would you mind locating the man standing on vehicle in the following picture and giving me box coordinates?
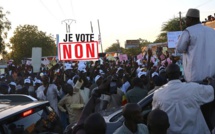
[152,63,214,134]
[176,8,215,82]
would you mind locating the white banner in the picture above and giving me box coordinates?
[167,31,182,48]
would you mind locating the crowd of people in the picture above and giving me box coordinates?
[1,8,215,134]
[0,45,171,123]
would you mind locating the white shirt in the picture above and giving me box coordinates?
[176,24,215,82]
[36,84,60,117]
[113,122,149,134]
[152,80,214,134]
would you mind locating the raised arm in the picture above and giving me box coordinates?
[176,30,190,53]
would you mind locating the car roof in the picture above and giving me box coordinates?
[0,94,38,102]
[104,92,154,122]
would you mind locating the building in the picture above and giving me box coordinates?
[125,40,140,49]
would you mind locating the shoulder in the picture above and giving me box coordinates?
[37,85,44,90]
[186,82,209,88]
[126,89,133,95]
[138,123,148,129]
[153,85,167,99]
[50,84,58,89]
[137,124,149,133]
[190,82,213,92]
[154,85,165,93]
[113,126,124,134]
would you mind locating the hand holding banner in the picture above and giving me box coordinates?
[119,54,128,62]
[137,53,143,60]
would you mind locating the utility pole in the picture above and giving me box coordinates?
[90,21,93,33]
[179,11,182,31]
[61,19,76,33]
[97,19,103,53]
[61,19,76,81]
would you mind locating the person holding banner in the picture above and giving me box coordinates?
[176,8,215,82]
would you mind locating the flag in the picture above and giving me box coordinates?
[122,95,127,106]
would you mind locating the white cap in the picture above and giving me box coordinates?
[95,75,101,83]
[67,79,73,86]
[78,64,86,71]
[0,75,5,79]
[9,82,17,86]
[152,72,159,78]
[79,68,87,73]
[136,59,143,66]
[138,71,147,78]
[116,67,123,73]
[24,79,31,84]
[35,79,42,84]
[99,69,105,74]
[40,72,45,77]
[65,64,72,70]
[16,84,22,90]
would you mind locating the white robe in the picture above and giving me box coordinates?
[152,80,214,134]
[176,24,215,82]
[36,84,60,117]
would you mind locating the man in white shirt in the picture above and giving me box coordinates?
[152,63,214,134]
[36,75,61,118]
[176,8,215,82]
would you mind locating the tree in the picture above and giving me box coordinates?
[105,39,152,57]
[139,39,152,48]
[105,43,125,53]
[123,48,142,56]
[10,25,56,63]
[154,17,186,43]
[0,7,11,55]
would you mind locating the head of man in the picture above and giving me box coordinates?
[41,75,49,85]
[84,113,106,134]
[132,77,144,88]
[185,8,200,27]
[79,70,88,87]
[152,75,165,87]
[34,79,42,89]
[62,83,73,95]
[24,78,31,87]
[166,63,181,80]
[138,72,148,85]
[11,70,18,78]
[147,109,170,134]
[0,83,9,94]
[117,68,124,78]
[123,103,143,124]
[9,82,16,93]
[156,47,163,58]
